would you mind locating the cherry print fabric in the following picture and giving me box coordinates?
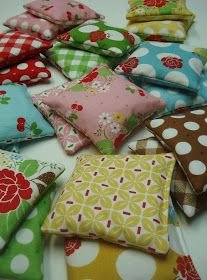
[0,57,51,85]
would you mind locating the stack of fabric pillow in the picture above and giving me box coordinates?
[126,0,195,42]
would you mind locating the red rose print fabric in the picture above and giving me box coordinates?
[64,238,81,256]
[161,56,183,69]
[144,0,168,7]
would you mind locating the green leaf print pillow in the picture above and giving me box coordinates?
[57,20,141,57]
[0,149,64,251]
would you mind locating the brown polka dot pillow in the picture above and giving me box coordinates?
[145,107,207,194]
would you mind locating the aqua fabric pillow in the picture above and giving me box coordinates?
[0,84,54,145]
[115,42,206,93]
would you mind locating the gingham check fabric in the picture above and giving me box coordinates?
[128,137,207,218]
[44,42,122,80]
[0,31,52,69]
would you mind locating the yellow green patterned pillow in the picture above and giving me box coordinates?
[42,154,175,255]
[127,0,195,22]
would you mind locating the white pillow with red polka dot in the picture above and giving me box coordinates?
[0,57,51,85]
[145,107,207,194]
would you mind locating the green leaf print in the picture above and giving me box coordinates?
[96,139,115,154]
[19,160,39,177]
[68,113,78,123]
[0,97,10,105]
[98,67,113,77]
[69,84,84,92]
[125,114,138,132]
[33,128,42,136]
[30,122,37,130]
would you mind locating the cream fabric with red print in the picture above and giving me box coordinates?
[0,31,52,69]
[0,58,51,85]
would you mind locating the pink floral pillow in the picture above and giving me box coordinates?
[4,12,64,41]
[24,0,104,26]
[42,64,165,154]
[32,82,90,155]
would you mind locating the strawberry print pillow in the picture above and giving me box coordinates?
[0,57,51,85]
[24,0,104,26]
[115,42,206,93]
[57,20,141,57]
[0,84,54,145]
[0,31,52,69]
[42,64,165,154]
[0,149,64,251]
[4,12,64,41]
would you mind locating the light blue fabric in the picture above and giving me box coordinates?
[115,42,206,93]
[0,84,54,144]
[0,143,20,153]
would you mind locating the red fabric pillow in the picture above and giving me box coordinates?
[0,31,52,69]
[0,57,51,85]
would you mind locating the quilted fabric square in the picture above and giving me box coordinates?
[0,84,54,145]
[128,137,207,217]
[43,42,124,80]
[126,19,193,42]
[0,57,51,85]
[0,149,65,251]
[126,0,194,22]
[145,107,207,194]
[41,64,165,154]
[32,82,91,155]
[64,201,201,280]
[0,31,52,69]
[139,72,207,118]
[57,20,141,57]
[0,184,55,280]
[115,42,206,93]
[24,0,104,26]
[4,12,63,41]
[42,154,176,254]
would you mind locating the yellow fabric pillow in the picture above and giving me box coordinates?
[127,0,195,22]
[42,154,175,255]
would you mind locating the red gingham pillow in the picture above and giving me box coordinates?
[0,57,51,85]
[0,31,52,69]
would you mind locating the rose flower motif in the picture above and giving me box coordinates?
[64,238,81,256]
[144,0,168,8]
[0,169,32,213]
[123,31,135,45]
[58,32,71,41]
[161,56,183,69]
[89,30,106,42]
[119,57,139,73]
[176,256,201,280]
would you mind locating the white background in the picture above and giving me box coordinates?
[1,0,207,279]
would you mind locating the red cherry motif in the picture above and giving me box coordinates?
[17,117,26,132]
[17,117,26,125]
[114,133,126,148]
[0,90,6,95]
[77,105,83,111]
[71,104,83,111]
[71,104,77,110]
[137,89,145,96]
[78,4,84,9]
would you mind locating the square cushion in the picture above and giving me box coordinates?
[126,19,193,43]
[0,84,54,145]
[0,57,51,85]
[4,12,64,41]
[24,0,104,26]
[0,149,64,251]
[115,42,206,93]
[126,0,194,22]
[0,184,55,280]
[44,42,124,80]
[57,20,141,57]
[32,82,91,155]
[139,72,207,118]
[129,137,207,217]
[0,31,52,69]
[41,64,165,154]
[64,201,200,280]
[145,107,207,194]
[42,153,175,254]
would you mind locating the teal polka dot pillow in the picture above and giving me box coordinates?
[56,20,141,57]
[115,42,207,93]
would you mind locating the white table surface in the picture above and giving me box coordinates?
[1,1,207,279]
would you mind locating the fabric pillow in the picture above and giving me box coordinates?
[43,42,124,80]
[4,12,64,41]
[42,153,175,254]
[0,31,52,69]
[57,20,141,57]
[32,82,91,155]
[126,19,193,42]
[129,138,207,217]
[0,84,54,145]
[126,0,195,22]
[139,73,207,118]
[0,144,20,153]
[0,57,51,85]
[41,64,165,154]
[24,0,104,26]
[0,183,56,280]
[115,42,206,93]
[0,149,64,251]
[64,201,201,280]
[145,107,207,194]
